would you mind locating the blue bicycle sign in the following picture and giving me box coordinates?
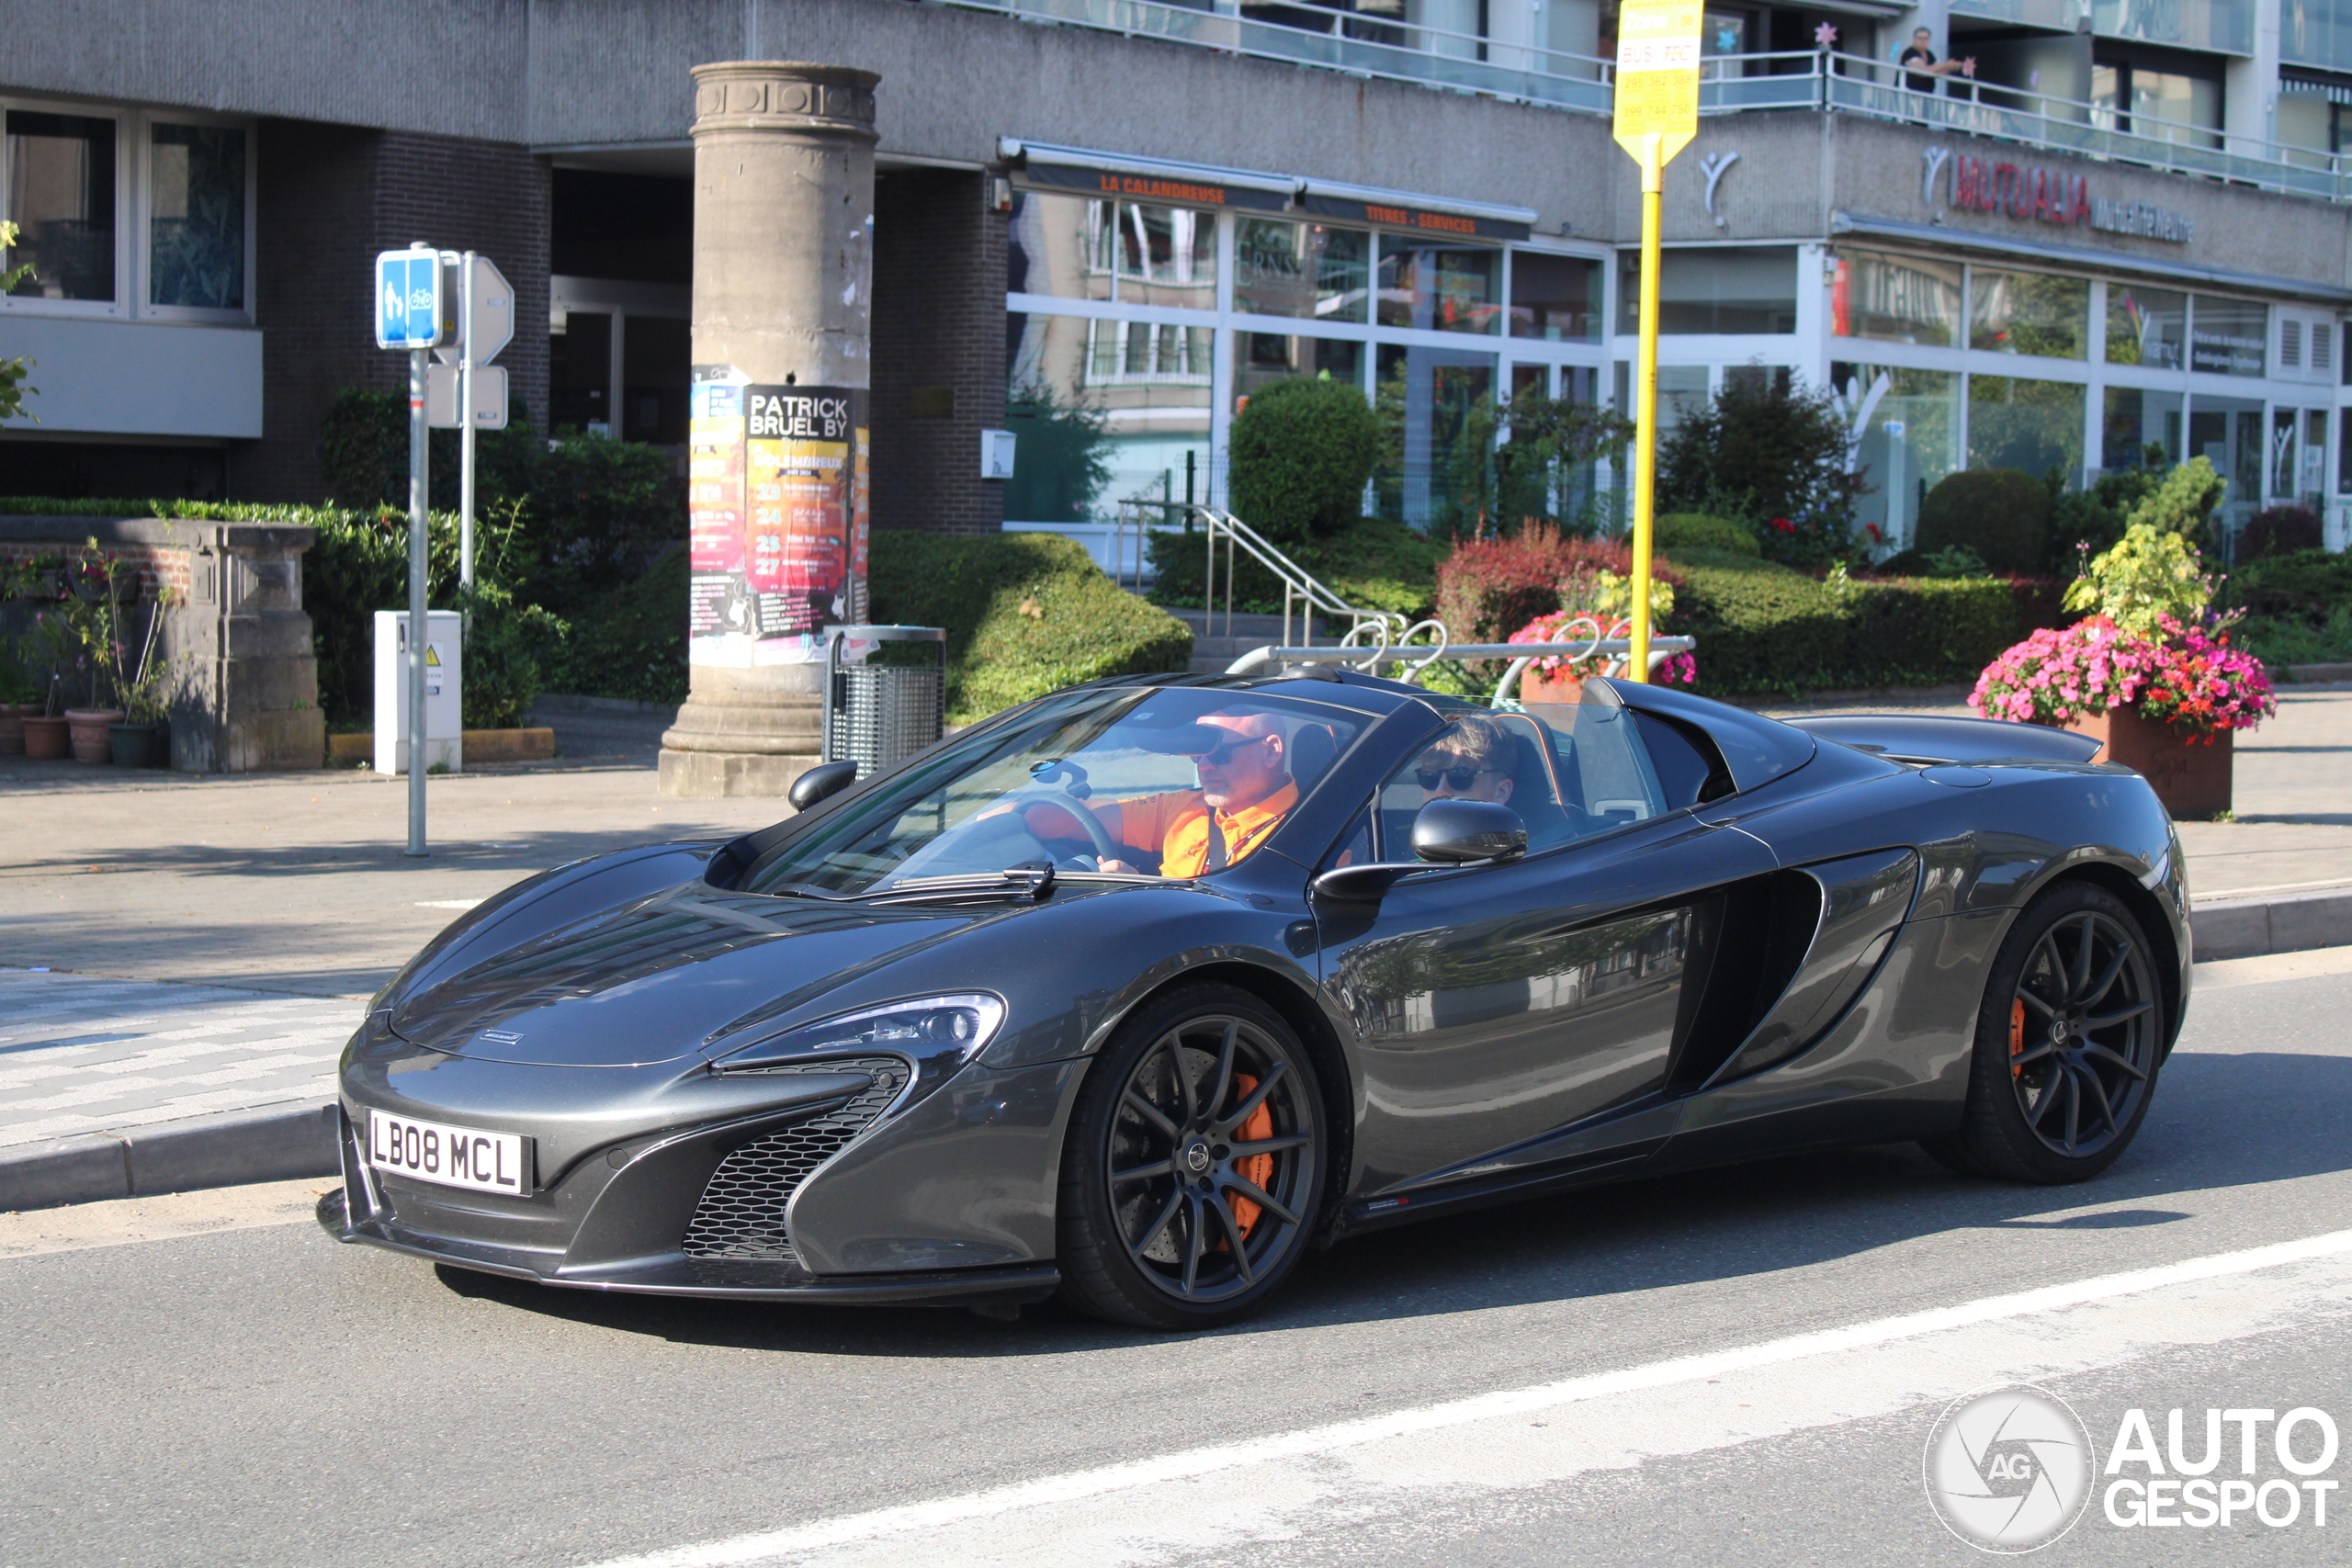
[375,249,447,350]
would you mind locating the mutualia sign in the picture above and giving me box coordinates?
[1933,149,2195,243]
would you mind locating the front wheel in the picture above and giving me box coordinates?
[1923,881,2165,1184]
[1055,985,1325,1329]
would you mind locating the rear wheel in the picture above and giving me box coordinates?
[1056,985,1324,1329]
[1924,882,2164,1183]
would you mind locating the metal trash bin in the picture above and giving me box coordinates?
[821,625,946,777]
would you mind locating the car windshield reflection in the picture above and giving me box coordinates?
[746,687,1363,896]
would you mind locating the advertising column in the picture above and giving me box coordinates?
[661,60,878,797]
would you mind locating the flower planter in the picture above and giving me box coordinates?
[62,707,125,764]
[1518,669,1589,705]
[0,702,39,757]
[2060,707,2233,821]
[108,720,169,769]
[21,715,70,759]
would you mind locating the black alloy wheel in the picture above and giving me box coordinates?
[1056,984,1324,1329]
[1925,881,2165,1183]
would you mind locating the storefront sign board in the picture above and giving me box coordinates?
[1296,191,1530,242]
[1019,161,1291,212]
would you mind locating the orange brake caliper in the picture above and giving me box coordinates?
[2010,998,2027,1077]
[1227,1074,1276,1238]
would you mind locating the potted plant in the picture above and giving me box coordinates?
[1972,523,2272,818]
[102,585,179,768]
[1507,563,1696,701]
[55,542,130,763]
[0,632,40,755]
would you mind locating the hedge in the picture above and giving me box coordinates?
[871,531,1193,724]
[1675,557,2041,695]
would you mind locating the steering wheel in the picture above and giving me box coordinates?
[1005,787,1122,866]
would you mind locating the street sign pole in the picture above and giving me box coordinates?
[407,339,430,857]
[458,250,477,590]
[1612,0,1700,683]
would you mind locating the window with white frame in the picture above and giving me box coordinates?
[0,97,253,321]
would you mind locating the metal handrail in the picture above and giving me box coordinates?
[1120,501,1421,656]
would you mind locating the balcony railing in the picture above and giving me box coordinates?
[940,1,2352,205]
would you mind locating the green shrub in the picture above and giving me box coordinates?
[870,532,1192,724]
[1227,378,1381,546]
[2239,504,2324,563]
[454,581,570,729]
[1432,525,1684,648]
[1653,513,1758,558]
[317,387,540,513]
[2226,547,2352,623]
[1916,468,2050,574]
[1656,373,1865,566]
[1674,557,2024,695]
[540,550,688,706]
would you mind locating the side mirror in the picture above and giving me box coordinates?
[1410,798,1527,864]
[1310,801,1528,904]
[788,760,858,812]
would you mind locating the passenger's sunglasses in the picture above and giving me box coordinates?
[1416,764,1494,792]
[1197,734,1268,766]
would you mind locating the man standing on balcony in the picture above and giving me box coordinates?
[1899,28,1974,96]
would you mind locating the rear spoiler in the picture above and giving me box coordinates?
[1781,713,2103,767]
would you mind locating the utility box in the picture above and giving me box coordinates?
[373,610,463,775]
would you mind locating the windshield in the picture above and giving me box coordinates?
[746,687,1363,896]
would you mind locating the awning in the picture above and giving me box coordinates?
[1295,178,1536,242]
[999,139,1295,212]
[1829,210,2352,305]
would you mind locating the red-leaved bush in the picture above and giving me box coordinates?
[1433,525,1683,645]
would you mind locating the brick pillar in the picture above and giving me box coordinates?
[870,168,1008,535]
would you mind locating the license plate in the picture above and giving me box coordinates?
[368,1110,532,1195]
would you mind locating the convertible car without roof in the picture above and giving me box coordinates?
[322,670,2190,1328]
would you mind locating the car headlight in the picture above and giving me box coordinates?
[708,994,1006,1106]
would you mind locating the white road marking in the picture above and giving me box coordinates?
[579,1230,2352,1568]
[414,898,483,909]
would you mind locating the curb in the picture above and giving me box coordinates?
[2189,886,2352,964]
[0,1102,337,1213]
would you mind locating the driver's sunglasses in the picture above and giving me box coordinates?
[1416,764,1493,791]
[1197,734,1267,766]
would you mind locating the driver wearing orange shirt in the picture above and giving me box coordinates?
[1020,710,1298,878]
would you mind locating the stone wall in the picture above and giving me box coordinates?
[0,518,323,773]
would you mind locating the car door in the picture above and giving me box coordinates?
[1316,690,1778,1200]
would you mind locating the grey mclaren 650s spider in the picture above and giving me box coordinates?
[322,669,2189,1328]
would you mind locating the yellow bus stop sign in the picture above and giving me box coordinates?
[1611,0,1701,165]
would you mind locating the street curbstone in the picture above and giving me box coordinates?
[2,1105,337,1214]
[2189,886,2352,964]
[0,1134,130,1211]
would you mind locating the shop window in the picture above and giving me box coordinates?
[4,109,117,302]
[1617,246,1796,334]
[1967,374,2084,480]
[1378,241,1500,334]
[2189,295,2267,377]
[148,121,243,310]
[2105,284,2186,369]
[1832,364,1959,555]
[1234,218,1369,323]
[1004,190,1114,303]
[1832,250,1961,348]
[1968,268,2088,359]
[1374,344,1495,527]
[1115,202,1216,310]
[2101,387,2181,472]
[1006,310,1209,525]
[1234,333,1362,405]
[1509,252,1601,342]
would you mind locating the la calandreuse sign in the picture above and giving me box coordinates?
[1932,149,2195,243]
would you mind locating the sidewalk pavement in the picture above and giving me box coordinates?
[4,690,2348,1210]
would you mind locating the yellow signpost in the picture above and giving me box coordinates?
[1611,0,1700,682]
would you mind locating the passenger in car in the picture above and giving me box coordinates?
[1414,715,1517,807]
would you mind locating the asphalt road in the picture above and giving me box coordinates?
[6,948,2352,1568]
